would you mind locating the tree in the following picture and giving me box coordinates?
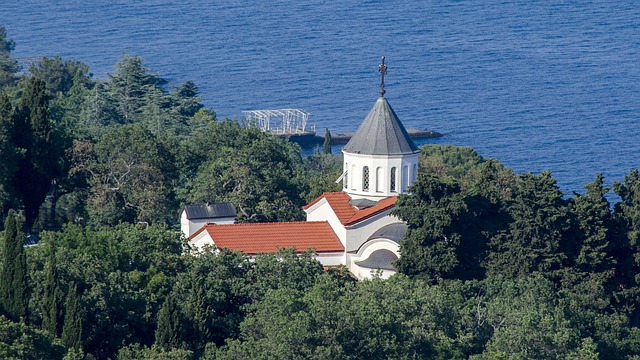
[185,272,209,354]
[0,315,65,359]
[105,54,167,124]
[41,234,63,337]
[72,123,176,226]
[473,275,580,359]
[0,209,28,323]
[486,171,570,279]
[12,76,63,228]
[183,123,305,222]
[393,174,468,281]
[61,282,82,352]
[323,128,331,154]
[29,56,91,97]
[571,173,615,274]
[0,93,18,214]
[612,169,640,325]
[0,25,18,90]
[155,292,181,351]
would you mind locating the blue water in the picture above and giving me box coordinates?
[2,0,639,195]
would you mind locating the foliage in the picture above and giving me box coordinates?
[0,93,18,214]
[155,292,182,351]
[323,128,331,154]
[180,120,306,222]
[41,234,62,336]
[71,123,176,226]
[0,315,65,360]
[12,76,64,228]
[393,174,467,280]
[61,282,82,352]
[0,210,28,323]
[0,25,18,90]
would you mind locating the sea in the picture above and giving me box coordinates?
[1,0,639,196]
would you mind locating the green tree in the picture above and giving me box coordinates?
[298,151,342,203]
[72,123,176,226]
[183,123,305,222]
[486,171,570,279]
[12,76,63,228]
[0,315,65,359]
[61,282,82,352]
[612,169,640,325]
[105,54,167,124]
[393,174,467,280]
[571,173,615,274]
[0,25,18,90]
[0,209,28,323]
[472,275,579,359]
[0,93,18,214]
[155,292,181,351]
[185,272,209,354]
[29,56,91,98]
[41,234,63,336]
[323,128,331,154]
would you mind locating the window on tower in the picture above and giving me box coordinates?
[344,163,348,189]
[363,166,370,191]
[390,167,397,192]
[402,165,408,192]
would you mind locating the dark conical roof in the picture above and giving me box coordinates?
[343,97,419,155]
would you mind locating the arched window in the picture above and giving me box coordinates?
[344,163,348,189]
[390,167,397,192]
[363,166,370,191]
[351,164,356,190]
[376,167,382,192]
[402,165,409,192]
[412,164,418,182]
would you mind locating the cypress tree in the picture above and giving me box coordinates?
[61,282,82,351]
[41,234,62,336]
[0,93,18,214]
[155,292,181,351]
[0,209,28,322]
[323,128,332,154]
[187,272,209,353]
[13,77,60,228]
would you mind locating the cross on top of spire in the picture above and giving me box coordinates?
[378,56,388,97]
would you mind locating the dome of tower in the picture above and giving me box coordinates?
[343,96,419,156]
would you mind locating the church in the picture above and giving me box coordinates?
[186,58,420,279]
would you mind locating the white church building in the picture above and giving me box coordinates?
[187,59,420,279]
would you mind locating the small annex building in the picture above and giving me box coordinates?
[180,202,237,238]
[187,58,420,279]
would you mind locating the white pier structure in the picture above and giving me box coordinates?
[242,108,314,135]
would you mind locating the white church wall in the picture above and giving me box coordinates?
[344,210,400,253]
[180,210,235,238]
[304,199,348,246]
[343,152,418,200]
[348,238,400,280]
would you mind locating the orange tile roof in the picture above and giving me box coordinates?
[304,192,397,226]
[192,221,344,255]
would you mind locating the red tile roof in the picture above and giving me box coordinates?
[191,221,344,255]
[303,192,397,226]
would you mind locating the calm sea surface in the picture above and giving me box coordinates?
[2,0,639,195]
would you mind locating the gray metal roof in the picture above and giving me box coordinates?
[366,222,408,244]
[355,249,398,270]
[343,97,419,155]
[184,202,237,220]
[348,198,378,208]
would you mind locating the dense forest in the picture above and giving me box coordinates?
[3,25,640,359]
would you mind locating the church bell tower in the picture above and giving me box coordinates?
[340,57,420,201]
